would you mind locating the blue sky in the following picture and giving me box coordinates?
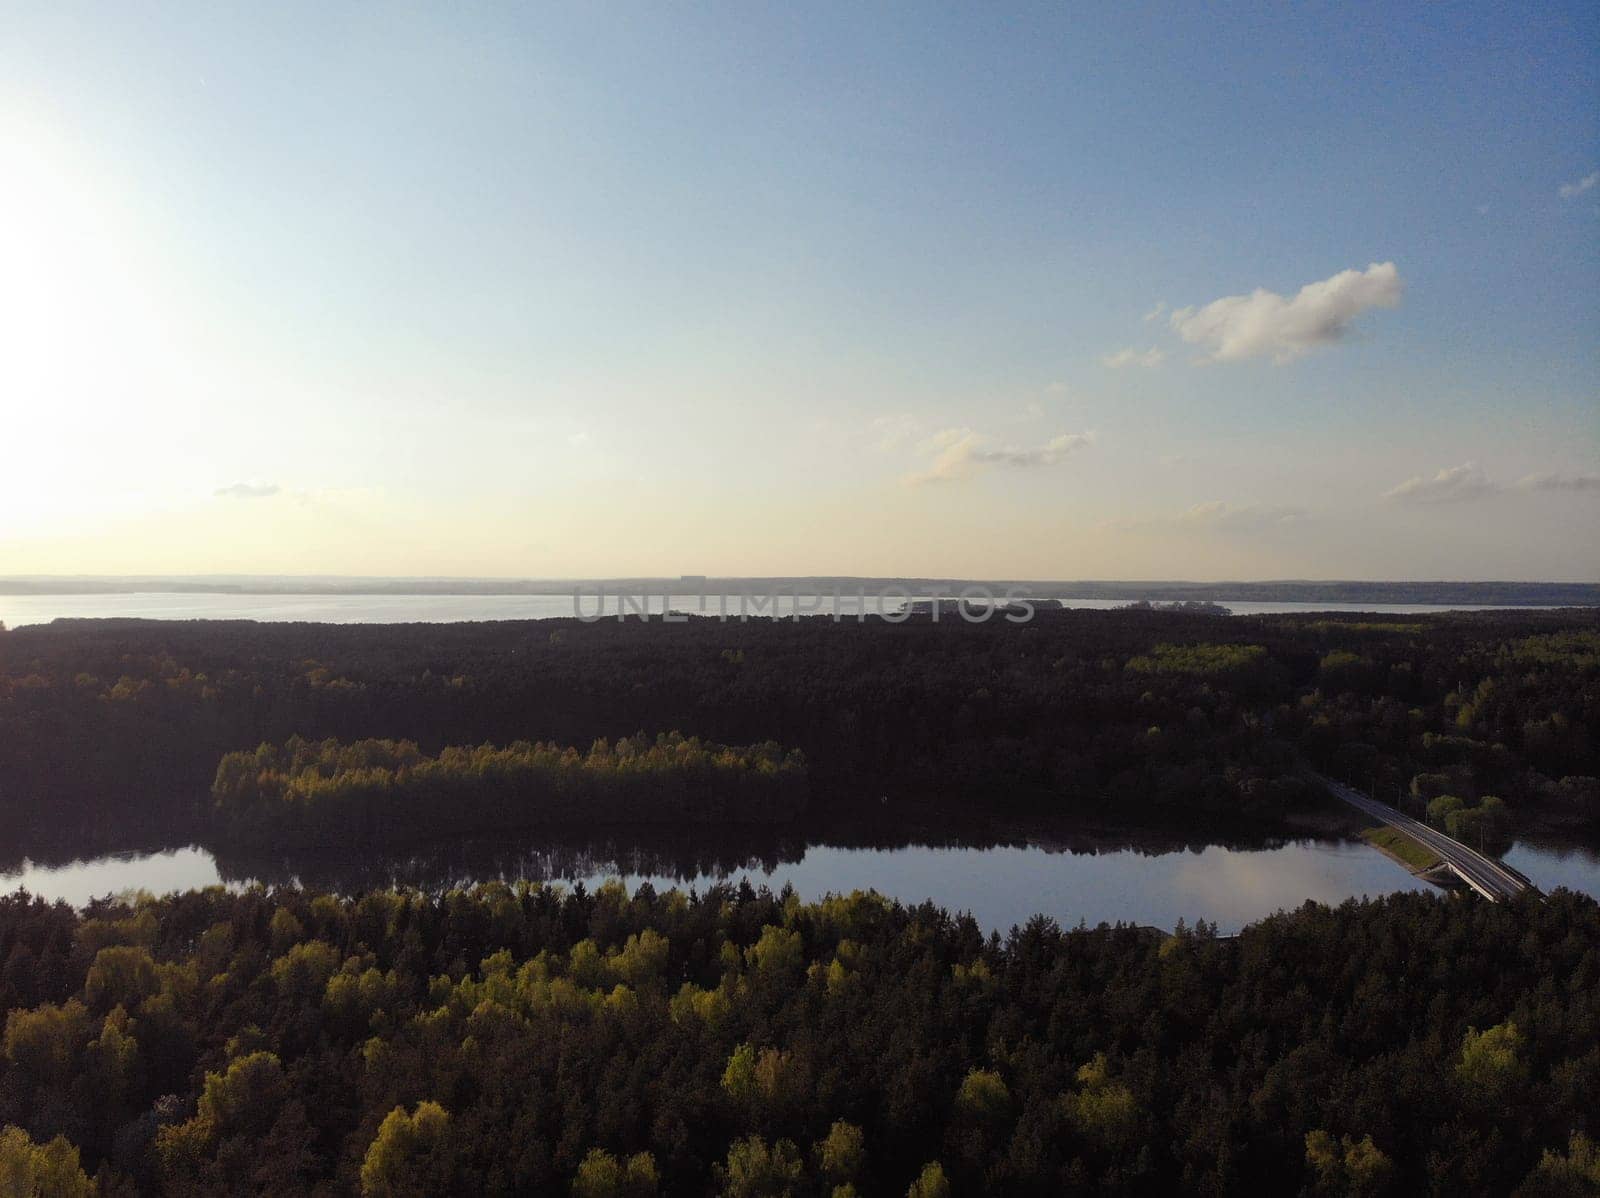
[2,3,1596,578]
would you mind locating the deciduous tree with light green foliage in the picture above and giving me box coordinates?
[722,1043,807,1125]
[195,1050,290,1137]
[269,907,305,953]
[610,929,671,988]
[360,1100,454,1197]
[905,1161,951,1198]
[0,1124,95,1198]
[85,1004,138,1107]
[1065,1053,1137,1150]
[1457,1021,1525,1112]
[813,1120,865,1188]
[955,1067,1011,1127]
[154,1051,298,1186]
[716,1134,803,1198]
[745,925,805,979]
[1446,794,1510,846]
[270,938,341,1001]
[83,945,159,1012]
[1517,1132,1600,1196]
[1426,794,1467,826]
[571,1146,660,1197]
[3,1000,92,1092]
[1304,1130,1393,1197]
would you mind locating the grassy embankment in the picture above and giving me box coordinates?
[1362,825,1442,872]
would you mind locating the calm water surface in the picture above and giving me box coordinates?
[0,592,1569,627]
[7,835,1597,935]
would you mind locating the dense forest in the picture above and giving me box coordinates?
[211,733,808,844]
[1,609,1596,861]
[1,883,1596,1195]
[2,612,1598,1194]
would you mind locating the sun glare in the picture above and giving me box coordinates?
[0,121,186,533]
[0,130,87,375]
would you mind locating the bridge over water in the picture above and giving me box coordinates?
[1312,773,1536,902]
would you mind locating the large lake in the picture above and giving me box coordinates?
[5,830,1597,935]
[0,591,1573,627]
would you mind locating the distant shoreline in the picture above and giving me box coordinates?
[1,576,1596,606]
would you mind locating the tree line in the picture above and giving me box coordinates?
[210,733,808,844]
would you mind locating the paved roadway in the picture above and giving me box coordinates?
[1312,773,1535,901]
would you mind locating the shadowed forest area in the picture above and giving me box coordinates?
[1,609,1596,864]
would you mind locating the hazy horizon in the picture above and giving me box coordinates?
[5,573,1597,595]
[4,4,1597,579]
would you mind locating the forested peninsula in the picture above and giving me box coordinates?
[210,734,807,844]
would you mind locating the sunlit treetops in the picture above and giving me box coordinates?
[211,732,809,841]
[1504,630,1600,670]
[1124,642,1270,678]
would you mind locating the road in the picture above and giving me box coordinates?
[1312,773,1535,901]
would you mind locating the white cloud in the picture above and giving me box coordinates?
[1102,346,1166,369]
[1170,262,1403,364]
[1383,462,1496,504]
[1381,463,1600,503]
[905,428,1093,485]
[214,481,280,499]
[1559,170,1598,199]
[1142,301,1166,323]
